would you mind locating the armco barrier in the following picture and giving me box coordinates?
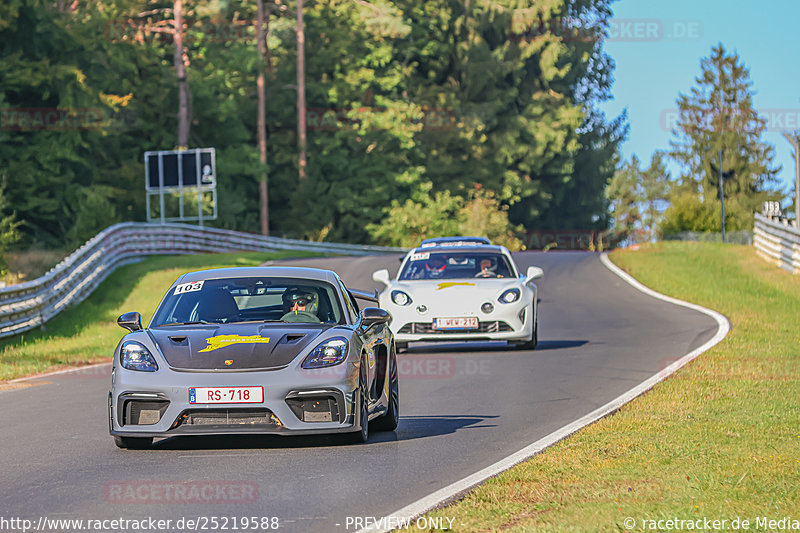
[753,213,800,273]
[0,222,403,340]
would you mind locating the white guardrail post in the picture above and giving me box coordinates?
[0,222,404,340]
[753,213,800,274]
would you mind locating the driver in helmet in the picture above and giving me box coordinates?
[475,257,503,278]
[280,287,321,323]
[424,256,447,278]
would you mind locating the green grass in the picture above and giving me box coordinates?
[406,242,800,532]
[0,251,317,381]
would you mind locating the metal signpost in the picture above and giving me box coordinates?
[718,150,726,243]
[782,132,800,226]
[145,148,217,225]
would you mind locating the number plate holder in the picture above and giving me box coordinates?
[188,386,264,404]
[432,317,479,330]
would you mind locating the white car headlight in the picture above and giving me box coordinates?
[301,337,349,369]
[391,290,412,306]
[498,288,521,304]
[120,341,159,372]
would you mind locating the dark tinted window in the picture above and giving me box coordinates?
[151,277,343,326]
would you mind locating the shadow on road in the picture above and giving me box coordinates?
[389,414,499,441]
[534,340,589,350]
[405,341,516,354]
[148,414,499,451]
[403,339,589,353]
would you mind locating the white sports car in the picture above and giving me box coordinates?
[373,241,543,350]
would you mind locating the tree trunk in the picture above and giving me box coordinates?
[257,0,270,235]
[174,0,191,148]
[296,0,306,181]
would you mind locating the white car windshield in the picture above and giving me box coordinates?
[399,252,514,280]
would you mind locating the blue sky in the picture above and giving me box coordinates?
[598,0,800,201]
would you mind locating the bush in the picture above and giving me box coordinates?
[67,186,120,246]
[368,184,524,250]
[0,181,21,276]
[660,191,753,235]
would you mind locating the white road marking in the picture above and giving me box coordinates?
[356,252,730,533]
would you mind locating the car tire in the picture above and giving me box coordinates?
[113,436,153,449]
[373,349,399,432]
[344,359,369,444]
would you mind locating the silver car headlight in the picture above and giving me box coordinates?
[120,341,159,372]
[391,290,412,306]
[301,337,349,369]
[498,288,521,304]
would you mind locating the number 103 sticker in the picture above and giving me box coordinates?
[174,280,204,295]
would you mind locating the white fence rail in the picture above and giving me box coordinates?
[0,222,403,339]
[753,213,800,273]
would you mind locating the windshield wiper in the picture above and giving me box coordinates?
[157,320,210,327]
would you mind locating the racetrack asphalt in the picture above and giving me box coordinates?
[0,252,720,532]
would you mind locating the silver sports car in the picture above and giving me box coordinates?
[109,266,398,448]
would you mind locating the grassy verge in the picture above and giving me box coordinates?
[0,251,316,381]
[407,242,800,532]
[2,247,67,285]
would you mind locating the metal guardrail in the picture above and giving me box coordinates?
[0,222,404,340]
[753,213,800,273]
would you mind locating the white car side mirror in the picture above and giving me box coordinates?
[526,266,544,281]
[372,269,391,286]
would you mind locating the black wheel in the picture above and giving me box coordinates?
[395,341,408,353]
[373,349,399,432]
[113,436,153,449]
[344,359,369,444]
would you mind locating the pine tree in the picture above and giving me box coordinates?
[640,151,670,240]
[606,152,670,241]
[606,155,643,239]
[670,43,780,225]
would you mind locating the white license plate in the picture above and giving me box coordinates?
[189,386,264,404]
[433,317,479,330]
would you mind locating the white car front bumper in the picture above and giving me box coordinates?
[386,299,535,343]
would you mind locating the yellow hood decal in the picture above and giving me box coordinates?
[199,335,271,352]
[436,282,476,290]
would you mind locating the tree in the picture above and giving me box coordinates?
[173,0,192,147]
[256,0,272,235]
[606,155,643,239]
[296,0,307,184]
[512,0,627,231]
[669,43,781,229]
[640,151,670,240]
[0,175,21,276]
[367,183,524,250]
[606,152,670,240]
[0,0,135,245]
[0,0,625,248]
[661,190,753,235]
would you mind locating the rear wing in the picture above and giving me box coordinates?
[349,288,379,303]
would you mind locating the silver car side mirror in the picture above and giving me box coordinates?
[526,266,544,281]
[372,269,391,286]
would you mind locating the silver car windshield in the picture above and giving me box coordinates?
[151,277,344,326]
[399,252,514,280]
